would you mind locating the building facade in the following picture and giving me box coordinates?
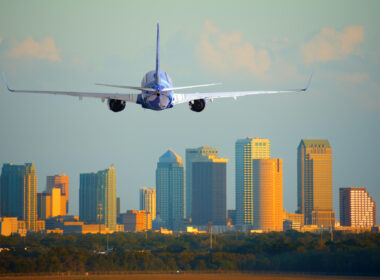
[47,174,69,215]
[121,210,147,231]
[185,146,219,219]
[192,155,228,226]
[297,139,335,227]
[139,187,156,221]
[340,187,376,227]
[235,137,270,225]
[0,163,37,231]
[79,166,116,231]
[253,159,283,231]
[37,190,61,220]
[156,148,185,229]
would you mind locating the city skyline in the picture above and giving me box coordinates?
[0,1,379,225]
[0,136,377,225]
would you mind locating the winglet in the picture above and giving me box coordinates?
[302,73,313,92]
[1,72,15,93]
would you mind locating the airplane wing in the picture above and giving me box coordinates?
[2,73,139,103]
[172,75,312,105]
[95,82,221,92]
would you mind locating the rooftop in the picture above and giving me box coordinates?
[159,148,183,163]
[301,139,331,148]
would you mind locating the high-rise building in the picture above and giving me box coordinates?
[340,187,376,227]
[47,174,69,215]
[51,187,62,217]
[253,159,283,231]
[37,188,61,220]
[297,139,335,227]
[156,148,185,229]
[192,155,228,226]
[79,166,116,231]
[235,137,270,225]
[185,146,219,219]
[0,163,37,231]
[116,197,120,218]
[140,187,156,221]
[37,192,51,220]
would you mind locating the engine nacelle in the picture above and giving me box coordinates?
[189,99,206,112]
[108,99,126,112]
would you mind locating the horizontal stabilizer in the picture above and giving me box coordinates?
[162,83,221,92]
[95,83,156,92]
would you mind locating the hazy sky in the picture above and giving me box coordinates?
[0,1,379,222]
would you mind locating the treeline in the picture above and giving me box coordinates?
[0,231,379,275]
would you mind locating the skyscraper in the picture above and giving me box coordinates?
[297,139,335,227]
[37,187,61,220]
[235,137,270,225]
[340,187,376,227]
[192,154,228,225]
[140,187,156,221]
[253,159,283,231]
[185,146,219,219]
[79,166,116,231]
[47,174,69,215]
[0,163,37,231]
[37,192,51,220]
[156,148,185,229]
[116,197,120,218]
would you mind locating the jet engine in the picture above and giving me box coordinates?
[108,99,126,112]
[189,99,206,112]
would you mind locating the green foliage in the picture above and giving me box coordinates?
[0,231,379,275]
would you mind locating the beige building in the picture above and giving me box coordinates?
[51,188,62,217]
[139,187,156,221]
[297,139,334,227]
[286,213,304,227]
[253,158,283,231]
[340,187,376,227]
[121,210,147,231]
[37,188,62,220]
[46,173,69,216]
[47,174,69,216]
[35,220,45,232]
[236,137,271,225]
[0,217,18,236]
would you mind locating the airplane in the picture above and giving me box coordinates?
[1,23,311,113]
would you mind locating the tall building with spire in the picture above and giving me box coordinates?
[340,187,376,227]
[253,159,283,231]
[297,139,335,227]
[79,166,116,231]
[140,187,156,221]
[192,154,228,225]
[47,174,69,215]
[185,146,219,219]
[235,137,270,225]
[0,163,37,231]
[156,148,185,229]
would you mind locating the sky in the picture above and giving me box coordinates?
[0,0,379,223]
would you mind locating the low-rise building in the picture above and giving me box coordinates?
[121,210,147,232]
[0,217,18,236]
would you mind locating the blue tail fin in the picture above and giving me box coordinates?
[155,23,160,84]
